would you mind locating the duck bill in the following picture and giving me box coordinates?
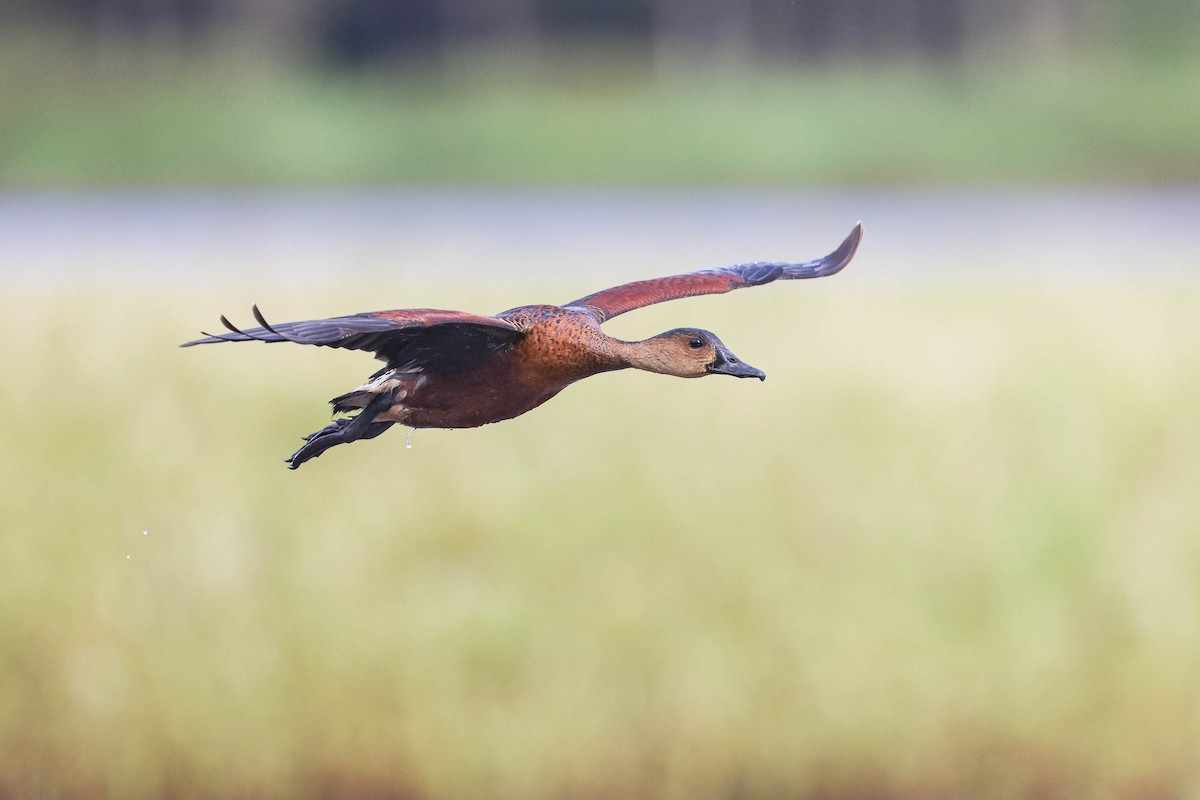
[707,348,766,381]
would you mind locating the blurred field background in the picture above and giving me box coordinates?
[5,270,1200,799]
[3,1,1200,798]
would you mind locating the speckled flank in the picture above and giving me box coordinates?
[503,305,626,380]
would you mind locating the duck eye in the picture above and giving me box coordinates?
[688,337,704,349]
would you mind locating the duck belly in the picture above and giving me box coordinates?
[382,368,567,429]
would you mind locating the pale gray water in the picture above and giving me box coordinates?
[2,188,1197,284]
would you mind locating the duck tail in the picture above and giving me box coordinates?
[329,389,373,415]
[329,366,398,414]
[286,392,396,470]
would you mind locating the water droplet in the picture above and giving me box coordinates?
[405,429,415,449]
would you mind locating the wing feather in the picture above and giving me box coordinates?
[566,223,862,323]
[182,306,523,371]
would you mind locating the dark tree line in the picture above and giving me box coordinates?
[6,0,1195,64]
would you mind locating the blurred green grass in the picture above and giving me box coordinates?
[2,37,1199,186]
[2,280,1200,798]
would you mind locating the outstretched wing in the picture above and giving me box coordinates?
[565,222,862,323]
[181,306,523,371]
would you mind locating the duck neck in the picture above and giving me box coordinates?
[609,337,684,377]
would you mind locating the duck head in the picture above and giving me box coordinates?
[641,328,766,380]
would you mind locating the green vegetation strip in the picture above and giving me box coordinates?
[1,43,1199,185]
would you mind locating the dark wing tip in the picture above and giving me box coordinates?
[180,329,242,347]
[776,221,863,281]
[252,304,284,337]
[181,306,293,347]
[842,220,865,261]
[820,221,864,277]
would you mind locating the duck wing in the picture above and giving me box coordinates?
[181,306,523,371]
[565,223,862,324]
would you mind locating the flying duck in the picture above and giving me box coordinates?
[183,223,862,468]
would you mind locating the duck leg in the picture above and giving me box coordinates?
[286,391,396,470]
